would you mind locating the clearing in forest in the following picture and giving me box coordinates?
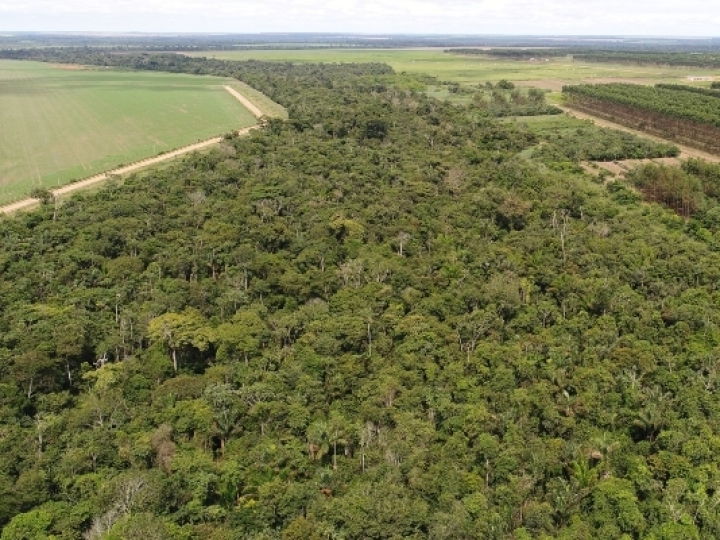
[0,60,266,205]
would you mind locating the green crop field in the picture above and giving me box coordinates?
[0,60,259,204]
[189,48,720,89]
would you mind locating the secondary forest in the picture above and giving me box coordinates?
[2,51,720,539]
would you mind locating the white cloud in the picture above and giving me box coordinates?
[0,0,718,35]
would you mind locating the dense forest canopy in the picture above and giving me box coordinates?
[3,51,720,539]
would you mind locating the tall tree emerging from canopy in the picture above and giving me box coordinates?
[148,309,214,372]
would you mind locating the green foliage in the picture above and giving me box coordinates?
[573,51,720,69]
[656,83,720,99]
[472,85,562,117]
[628,164,704,218]
[534,124,678,163]
[2,50,720,539]
[563,82,720,152]
[564,83,720,127]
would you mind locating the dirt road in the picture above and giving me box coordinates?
[224,85,265,118]
[558,105,720,164]
[1,85,265,216]
[0,126,257,215]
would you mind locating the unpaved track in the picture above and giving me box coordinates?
[1,86,264,216]
[558,105,720,164]
[224,86,265,118]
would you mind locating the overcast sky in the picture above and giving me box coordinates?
[1,0,718,36]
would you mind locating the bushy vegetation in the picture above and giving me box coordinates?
[472,85,562,117]
[3,53,720,539]
[534,124,678,165]
[627,159,720,222]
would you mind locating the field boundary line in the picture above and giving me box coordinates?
[558,104,720,164]
[0,126,258,215]
[224,85,265,118]
[1,84,267,216]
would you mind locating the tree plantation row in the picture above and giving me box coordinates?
[655,84,720,99]
[563,83,720,153]
[3,51,720,539]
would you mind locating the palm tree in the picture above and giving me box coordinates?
[328,414,349,470]
[307,420,330,462]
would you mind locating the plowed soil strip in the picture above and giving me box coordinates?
[1,85,265,215]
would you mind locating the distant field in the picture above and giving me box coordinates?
[0,60,260,204]
[188,49,720,88]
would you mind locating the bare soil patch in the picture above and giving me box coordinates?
[651,157,683,166]
[585,156,683,183]
[224,86,264,118]
[515,80,567,92]
[53,64,87,71]
[516,78,661,92]
[596,162,628,176]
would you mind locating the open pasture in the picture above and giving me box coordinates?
[188,48,720,89]
[0,60,258,204]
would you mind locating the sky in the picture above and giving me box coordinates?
[0,0,719,36]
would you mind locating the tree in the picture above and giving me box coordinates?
[204,383,241,454]
[214,309,267,365]
[307,420,331,462]
[1,508,52,540]
[29,187,54,206]
[147,308,214,372]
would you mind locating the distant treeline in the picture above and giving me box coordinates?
[5,33,720,52]
[573,51,720,68]
[0,49,394,121]
[446,48,720,68]
[445,48,569,60]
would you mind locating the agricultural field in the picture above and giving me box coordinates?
[0,60,259,204]
[188,48,720,89]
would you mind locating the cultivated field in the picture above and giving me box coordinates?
[188,48,720,88]
[0,60,260,204]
